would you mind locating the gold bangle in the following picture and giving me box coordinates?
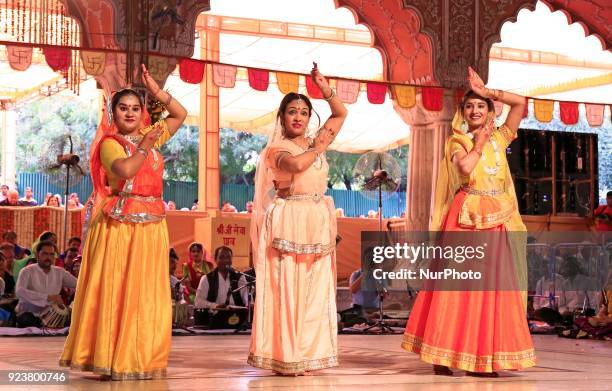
[136,147,149,157]
[323,89,335,101]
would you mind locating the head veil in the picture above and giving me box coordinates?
[250,119,283,267]
[81,90,151,237]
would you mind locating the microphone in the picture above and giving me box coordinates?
[228,266,256,280]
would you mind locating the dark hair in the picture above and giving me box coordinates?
[36,240,57,254]
[277,93,320,135]
[169,248,179,260]
[460,90,494,113]
[214,246,233,260]
[111,88,143,113]
[66,247,79,254]
[189,243,203,252]
[607,191,612,197]
[39,231,56,242]
[2,231,16,240]
[68,236,81,244]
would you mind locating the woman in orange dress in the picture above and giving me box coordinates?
[60,64,187,380]
[401,67,536,376]
[248,63,347,375]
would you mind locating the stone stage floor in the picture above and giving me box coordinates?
[1,334,611,390]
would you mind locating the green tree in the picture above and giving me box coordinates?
[160,125,200,181]
[218,128,267,184]
[16,97,98,173]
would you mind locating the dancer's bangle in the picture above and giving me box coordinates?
[136,147,149,157]
[323,89,336,101]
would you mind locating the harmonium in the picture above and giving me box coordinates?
[193,306,248,329]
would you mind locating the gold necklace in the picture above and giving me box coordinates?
[123,134,142,144]
[288,137,310,150]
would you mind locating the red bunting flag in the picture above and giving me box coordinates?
[305,76,324,99]
[247,68,269,91]
[179,58,205,84]
[43,47,71,72]
[366,82,387,104]
[559,101,579,125]
[422,86,443,111]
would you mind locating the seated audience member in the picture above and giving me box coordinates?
[68,193,83,208]
[14,241,77,327]
[241,201,254,214]
[221,201,238,213]
[46,194,62,207]
[335,208,345,217]
[2,231,29,259]
[182,242,214,303]
[19,187,38,206]
[191,199,199,210]
[574,271,612,339]
[594,191,612,232]
[0,190,25,206]
[169,249,187,301]
[0,242,16,295]
[195,246,247,309]
[167,201,177,211]
[58,247,79,270]
[0,252,5,295]
[558,256,600,317]
[0,184,9,202]
[59,237,81,262]
[69,257,81,279]
[14,231,59,282]
[43,193,52,205]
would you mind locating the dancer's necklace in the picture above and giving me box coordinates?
[467,132,501,176]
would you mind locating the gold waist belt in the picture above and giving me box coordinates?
[460,186,505,197]
[278,193,323,201]
[114,191,162,203]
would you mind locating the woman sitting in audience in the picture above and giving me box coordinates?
[46,194,62,207]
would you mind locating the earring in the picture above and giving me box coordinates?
[460,119,468,133]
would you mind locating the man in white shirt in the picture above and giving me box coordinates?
[18,187,38,206]
[195,246,247,309]
[15,241,77,327]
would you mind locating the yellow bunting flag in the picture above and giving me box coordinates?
[533,99,554,122]
[393,85,416,108]
[80,51,106,76]
[276,72,299,94]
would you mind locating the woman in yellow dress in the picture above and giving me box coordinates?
[248,63,347,375]
[401,67,536,376]
[60,64,187,380]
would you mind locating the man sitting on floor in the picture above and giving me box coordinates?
[195,246,247,309]
[14,241,77,328]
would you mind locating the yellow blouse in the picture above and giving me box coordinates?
[100,120,171,190]
[449,124,518,229]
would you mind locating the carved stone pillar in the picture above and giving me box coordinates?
[198,24,220,212]
[63,0,210,94]
[394,90,455,231]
